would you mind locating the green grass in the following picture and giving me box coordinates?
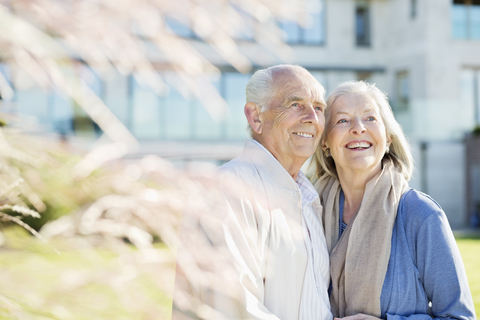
[456,236,480,318]
[0,226,478,319]
[0,227,174,319]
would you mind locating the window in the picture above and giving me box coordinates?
[355,1,371,47]
[357,71,372,82]
[460,69,480,127]
[452,0,480,39]
[164,0,194,38]
[162,72,194,140]
[192,74,223,139]
[164,1,255,41]
[411,0,418,18]
[104,71,130,128]
[395,71,410,111]
[223,73,250,139]
[131,75,162,139]
[158,71,250,141]
[279,0,325,45]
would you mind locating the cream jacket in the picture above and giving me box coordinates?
[217,139,323,320]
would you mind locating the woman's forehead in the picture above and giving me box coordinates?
[330,93,378,112]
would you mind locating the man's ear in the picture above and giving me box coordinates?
[245,102,263,135]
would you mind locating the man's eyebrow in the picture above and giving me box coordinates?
[285,96,325,105]
[286,96,303,103]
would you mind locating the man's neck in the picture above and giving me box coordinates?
[250,138,303,180]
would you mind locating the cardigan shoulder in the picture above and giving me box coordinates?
[398,188,446,230]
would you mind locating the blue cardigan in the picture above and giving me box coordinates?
[339,188,476,320]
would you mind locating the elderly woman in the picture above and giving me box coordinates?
[313,81,476,320]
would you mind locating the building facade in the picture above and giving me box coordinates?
[1,0,480,228]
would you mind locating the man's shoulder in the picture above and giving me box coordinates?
[217,155,261,183]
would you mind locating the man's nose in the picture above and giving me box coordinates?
[302,105,319,123]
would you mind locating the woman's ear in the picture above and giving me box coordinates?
[245,102,263,134]
[387,134,393,147]
[322,139,328,151]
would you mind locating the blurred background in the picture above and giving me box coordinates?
[0,0,479,319]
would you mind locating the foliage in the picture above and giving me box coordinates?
[473,125,480,137]
[0,129,237,319]
[0,128,113,231]
[0,1,325,318]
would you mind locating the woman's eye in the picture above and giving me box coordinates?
[291,103,299,107]
[337,119,347,123]
[366,116,376,121]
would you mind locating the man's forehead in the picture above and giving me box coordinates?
[273,70,322,92]
[284,91,325,104]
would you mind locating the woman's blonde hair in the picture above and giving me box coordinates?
[311,81,414,181]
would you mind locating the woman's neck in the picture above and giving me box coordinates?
[338,168,379,224]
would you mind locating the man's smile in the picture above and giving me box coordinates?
[293,132,315,138]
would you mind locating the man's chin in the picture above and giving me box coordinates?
[294,147,317,160]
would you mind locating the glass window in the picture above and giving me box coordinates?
[223,73,250,140]
[0,64,14,113]
[279,0,325,45]
[163,72,193,140]
[355,1,371,47]
[304,0,325,44]
[229,4,255,41]
[460,69,478,128]
[51,90,74,136]
[452,0,480,39]
[165,17,193,38]
[164,0,193,38]
[131,76,161,139]
[104,71,130,128]
[472,1,480,38]
[453,1,469,38]
[395,71,410,111]
[74,65,103,137]
[281,20,301,43]
[310,71,328,95]
[411,0,418,18]
[193,74,223,139]
[357,71,372,82]
[13,68,50,129]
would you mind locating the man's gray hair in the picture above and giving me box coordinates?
[245,65,315,136]
[246,66,277,112]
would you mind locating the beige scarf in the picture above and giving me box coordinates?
[315,159,408,318]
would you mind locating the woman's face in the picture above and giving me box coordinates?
[324,93,391,179]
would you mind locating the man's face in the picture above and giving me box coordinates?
[258,69,326,170]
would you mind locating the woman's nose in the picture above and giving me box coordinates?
[350,119,366,134]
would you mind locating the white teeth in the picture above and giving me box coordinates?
[295,132,313,138]
[346,142,371,149]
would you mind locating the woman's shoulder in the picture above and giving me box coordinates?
[398,188,446,226]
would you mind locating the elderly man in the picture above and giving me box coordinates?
[217,65,331,320]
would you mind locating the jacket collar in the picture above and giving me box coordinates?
[242,139,300,192]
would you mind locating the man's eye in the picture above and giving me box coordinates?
[315,106,324,112]
[366,116,376,121]
[291,103,299,107]
[337,119,347,123]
